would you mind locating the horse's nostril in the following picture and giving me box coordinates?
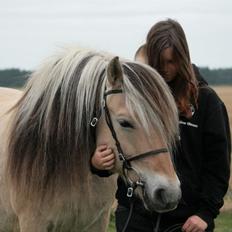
[155,188,167,204]
[144,186,180,212]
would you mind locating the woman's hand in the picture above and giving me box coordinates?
[182,215,207,232]
[91,145,115,170]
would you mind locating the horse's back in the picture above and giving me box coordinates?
[0,87,22,150]
[0,87,22,116]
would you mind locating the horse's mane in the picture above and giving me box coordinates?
[6,47,178,204]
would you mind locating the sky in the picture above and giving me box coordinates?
[1,0,232,70]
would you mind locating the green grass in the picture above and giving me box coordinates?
[107,210,232,232]
[107,213,115,232]
[215,210,232,232]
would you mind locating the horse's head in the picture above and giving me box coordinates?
[96,57,181,213]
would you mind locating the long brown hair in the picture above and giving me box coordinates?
[146,18,198,118]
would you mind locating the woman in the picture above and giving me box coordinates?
[91,19,231,232]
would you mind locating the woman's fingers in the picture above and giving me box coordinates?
[97,144,108,152]
[102,153,115,162]
[93,145,115,170]
[101,148,113,157]
[103,159,115,170]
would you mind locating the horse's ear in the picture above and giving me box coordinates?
[107,56,123,87]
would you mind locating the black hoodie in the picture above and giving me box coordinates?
[169,78,231,227]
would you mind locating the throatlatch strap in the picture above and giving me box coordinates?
[127,148,169,162]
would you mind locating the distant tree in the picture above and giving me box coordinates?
[0,69,31,88]
[199,67,232,85]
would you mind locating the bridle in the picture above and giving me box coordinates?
[91,88,169,194]
[90,88,169,232]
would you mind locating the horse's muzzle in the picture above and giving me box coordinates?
[143,183,181,213]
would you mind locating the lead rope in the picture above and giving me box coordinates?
[121,200,134,232]
[153,215,183,232]
[121,206,162,232]
[163,223,183,232]
[154,214,161,232]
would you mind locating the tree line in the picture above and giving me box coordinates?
[0,69,31,88]
[0,67,232,88]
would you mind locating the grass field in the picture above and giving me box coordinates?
[213,86,232,137]
[214,86,232,231]
[215,210,232,232]
[213,86,232,195]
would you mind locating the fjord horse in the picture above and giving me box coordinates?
[0,48,181,231]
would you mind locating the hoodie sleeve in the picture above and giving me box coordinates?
[89,161,113,177]
[196,89,231,225]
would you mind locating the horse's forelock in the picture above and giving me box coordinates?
[122,62,179,151]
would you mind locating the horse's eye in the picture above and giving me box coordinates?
[118,120,134,129]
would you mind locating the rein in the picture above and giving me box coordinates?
[90,88,169,232]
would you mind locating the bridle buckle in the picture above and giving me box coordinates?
[119,153,126,161]
[136,180,144,187]
[90,117,98,127]
[127,187,134,198]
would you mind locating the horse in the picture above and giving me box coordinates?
[0,47,181,232]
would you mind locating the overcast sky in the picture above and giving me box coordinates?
[1,0,232,70]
